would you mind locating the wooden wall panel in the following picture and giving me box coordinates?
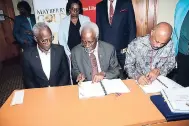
[147,0,157,33]
[132,0,158,36]
[132,0,147,36]
[0,0,19,61]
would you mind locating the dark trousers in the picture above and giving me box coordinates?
[176,52,189,87]
[116,51,127,79]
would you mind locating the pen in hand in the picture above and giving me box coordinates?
[99,81,107,95]
[156,78,168,88]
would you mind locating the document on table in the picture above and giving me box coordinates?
[11,90,24,106]
[161,87,189,113]
[139,75,183,94]
[79,79,130,99]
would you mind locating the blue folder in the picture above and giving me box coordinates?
[150,95,189,121]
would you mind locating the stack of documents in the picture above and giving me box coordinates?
[139,75,183,94]
[151,95,189,121]
[79,79,130,99]
[161,87,189,113]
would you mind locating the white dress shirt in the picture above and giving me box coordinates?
[107,0,117,19]
[89,42,102,72]
[37,46,51,80]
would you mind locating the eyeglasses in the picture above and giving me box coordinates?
[81,40,95,48]
[70,7,80,13]
[37,36,54,43]
[81,40,97,54]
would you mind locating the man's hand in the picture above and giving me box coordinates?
[76,73,85,83]
[146,68,160,83]
[92,72,105,83]
[138,75,150,85]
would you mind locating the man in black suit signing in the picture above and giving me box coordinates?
[22,22,70,88]
[96,0,136,78]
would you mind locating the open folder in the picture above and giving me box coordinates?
[151,95,189,121]
[79,79,130,99]
[139,75,183,94]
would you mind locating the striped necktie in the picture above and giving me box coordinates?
[89,52,98,78]
[109,0,114,25]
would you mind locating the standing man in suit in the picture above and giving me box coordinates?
[96,0,136,78]
[22,22,70,88]
[71,22,120,83]
[13,1,36,50]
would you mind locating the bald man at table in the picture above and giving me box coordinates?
[125,22,176,85]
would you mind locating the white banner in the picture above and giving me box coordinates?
[33,0,68,44]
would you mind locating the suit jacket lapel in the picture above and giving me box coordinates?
[31,15,36,27]
[112,0,124,25]
[23,16,30,28]
[98,41,105,71]
[82,47,92,69]
[32,47,48,81]
[49,46,56,80]
[103,0,110,25]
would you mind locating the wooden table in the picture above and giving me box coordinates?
[0,79,188,126]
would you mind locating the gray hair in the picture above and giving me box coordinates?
[79,22,99,38]
[32,22,50,36]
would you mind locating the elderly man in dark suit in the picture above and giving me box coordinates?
[22,22,70,88]
[71,22,120,83]
[96,0,136,78]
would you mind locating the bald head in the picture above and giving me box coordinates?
[153,22,172,38]
[150,22,172,49]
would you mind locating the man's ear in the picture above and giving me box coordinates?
[151,30,154,36]
[34,36,37,42]
[96,36,99,42]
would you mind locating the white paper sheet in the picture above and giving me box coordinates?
[79,81,104,99]
[139,75,183,94]
[11,90,24,106]
[102,79,130,94]
[79,79,130,99]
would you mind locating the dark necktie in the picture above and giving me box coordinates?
[109,0,114,25]
[89,52,98,78]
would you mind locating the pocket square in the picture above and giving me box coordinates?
[120,9,127,12]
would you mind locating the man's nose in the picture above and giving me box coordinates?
[85,43,91,48]
[157,43,162,47]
